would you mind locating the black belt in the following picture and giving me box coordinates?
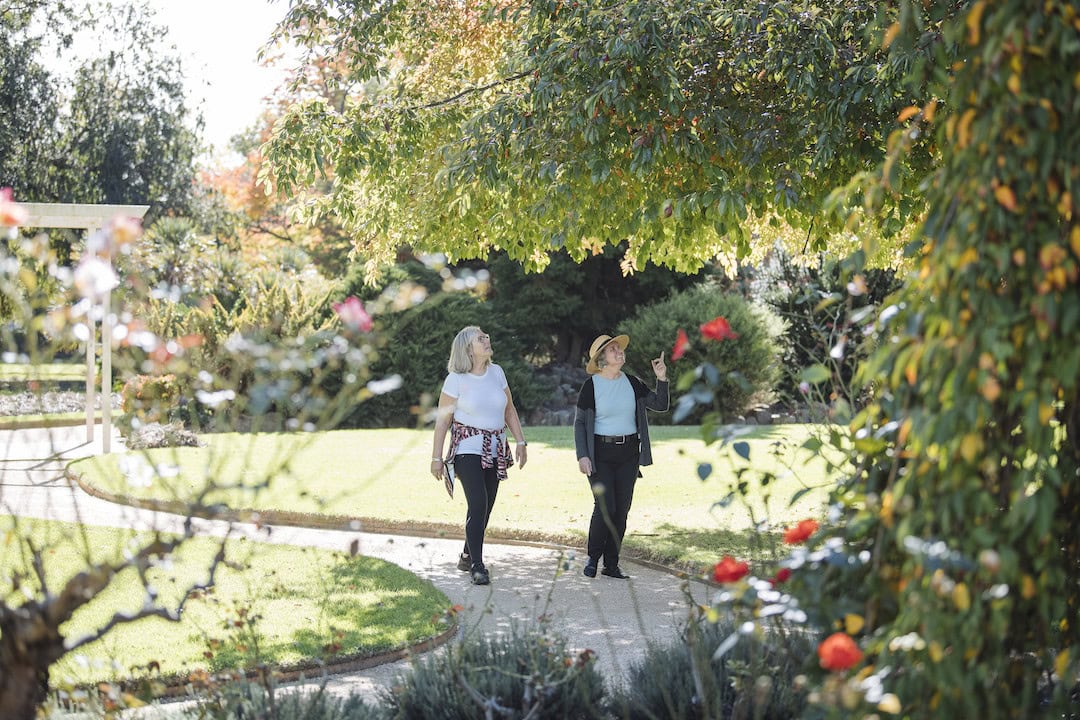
[596,433,638,444]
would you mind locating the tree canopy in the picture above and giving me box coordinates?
[263,0,936,272]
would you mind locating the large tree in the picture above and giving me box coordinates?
[262,0,932,272]
[0,1,201,221]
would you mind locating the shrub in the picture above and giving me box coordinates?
[617,284,783,423]
[186,679,381,720]
[489,246,716,364]
[744,249,901,406]
[608,620,812,720]
[380,627,605,720]
[342,293,549,428]
[118,373,182,432]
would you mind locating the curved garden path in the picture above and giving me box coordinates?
[0,424,708,707]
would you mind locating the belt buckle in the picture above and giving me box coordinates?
[615,435,625,445]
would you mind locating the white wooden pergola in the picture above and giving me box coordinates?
[21,203,150,454]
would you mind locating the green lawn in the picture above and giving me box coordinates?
[73,425,845,571]
[0,517,450,686]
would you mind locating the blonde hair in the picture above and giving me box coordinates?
[447,326,489,373]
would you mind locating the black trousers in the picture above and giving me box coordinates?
[455,454,500,567]
[586,437,640,569]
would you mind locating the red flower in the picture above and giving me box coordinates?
[712,555,749,584]
[783,519,819,545]
[771,567,792,585]
[333,296,374,333]
[817,632,863,671]
[671,328,690,360]
[700,316,739,341]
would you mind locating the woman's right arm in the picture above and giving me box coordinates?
[431,392,456,480]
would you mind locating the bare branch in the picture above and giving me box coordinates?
[64,536,229,653]
[401,70,532,113]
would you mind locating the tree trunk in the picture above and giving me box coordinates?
[0,621,63,720]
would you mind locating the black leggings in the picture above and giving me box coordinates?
[455,454,500,567]
[586,438,640,568]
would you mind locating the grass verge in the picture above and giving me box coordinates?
[72,425,845,572]
[0,516,451,687]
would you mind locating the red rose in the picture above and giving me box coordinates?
[783,519,819,545]
[672,328,690,360]
[712,555,749,583]
[700,316,739,341]
[817,632,863,671]
[771,567,792,585]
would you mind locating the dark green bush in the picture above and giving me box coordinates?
[742,249,901,405]
[380,627,605,720]
[607,620,812,720]
[342,293,550,428]
[489,246,716,364]
[616,284,783,423]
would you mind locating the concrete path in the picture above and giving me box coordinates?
[0,425,708,710]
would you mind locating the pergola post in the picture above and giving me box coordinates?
[20,203,149,454]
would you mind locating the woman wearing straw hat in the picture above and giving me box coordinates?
[431,326,528,586]
[574,333,668,579]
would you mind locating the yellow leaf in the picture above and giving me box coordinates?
[960,434,983,463]
[1008,74,1021,94]
[981,377,1001,402]
[1059,191,1073,219]
[929,641,945,662]
[905,363,917,385]
[1070,226,1080,257]
[1055,649,1071,679]
[924,98,938,122]
[1039,403,1055,425]
[957,108,977,147]
[878,693,902,714]
[898,105,920,122]
[958,246,979,268]
[953,582,971,611]
[1021,574,1037,599]
[845,613,865,634]
[882,22,901,49]
[966,1,986,45]
[994,185,1018,212]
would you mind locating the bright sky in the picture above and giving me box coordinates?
[144,0,291,159]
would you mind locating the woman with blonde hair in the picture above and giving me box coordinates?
[431,326,528,585]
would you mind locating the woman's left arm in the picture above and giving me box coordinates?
[504,387,528,469]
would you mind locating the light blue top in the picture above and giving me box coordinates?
[593,373,637,436]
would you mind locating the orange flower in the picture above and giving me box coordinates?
[783,519,819,544]
[700,316,739,341]
[712,555,749,583]
[671,328,690,360]
[817,632,863,671]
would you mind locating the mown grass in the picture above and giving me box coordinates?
[0,516,450,686]
[73,424,847,572]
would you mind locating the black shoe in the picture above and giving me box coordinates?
[583,560,598,578]
[601,566,630,579]
[470,563,490,585]
[457,553,471,572]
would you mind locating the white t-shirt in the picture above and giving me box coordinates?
[441,363,509,456]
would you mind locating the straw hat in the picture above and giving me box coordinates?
[585,334,630,375]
